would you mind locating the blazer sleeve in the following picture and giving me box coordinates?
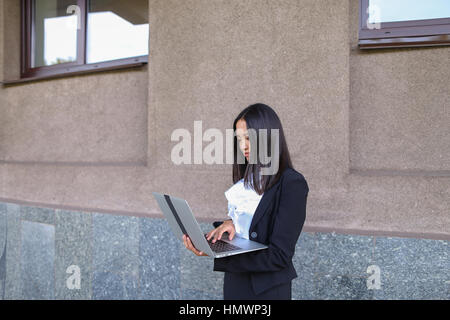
[213,173,308,273]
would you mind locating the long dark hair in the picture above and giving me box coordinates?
[232,103,293,195]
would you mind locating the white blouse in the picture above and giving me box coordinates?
[224,173,263,240]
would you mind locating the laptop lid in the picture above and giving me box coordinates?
[152,192,215,256]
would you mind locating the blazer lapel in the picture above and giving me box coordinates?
[249,179,281,231]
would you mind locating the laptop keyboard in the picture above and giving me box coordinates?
[204,235,242,253]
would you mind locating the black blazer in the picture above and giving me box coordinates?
[213,167,309,295]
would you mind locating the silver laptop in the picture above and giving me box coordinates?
[152,192,268,258]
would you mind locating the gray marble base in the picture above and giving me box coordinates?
[93,271,139,300]
[4,204,21,299]
[21,220,55,299]
[139,217,182,299]
[180,222,224,298]
[372,237,449,300]
[0,203,6,299]
[55,209,93,299]
[0,201,448,300]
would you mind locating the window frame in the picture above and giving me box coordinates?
[358,0,450,49]
[20,0,148,81]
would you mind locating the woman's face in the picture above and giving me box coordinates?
[236,118,250,161]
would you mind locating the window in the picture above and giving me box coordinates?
[21,0,149,80]
[359,0,450,49]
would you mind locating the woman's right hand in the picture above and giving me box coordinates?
[183,234,208,256]
[206,219,236,243]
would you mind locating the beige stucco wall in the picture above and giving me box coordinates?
[0,0,448,238]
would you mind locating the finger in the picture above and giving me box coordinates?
[229,228,235,240]
[207,229,216,241]
[184,235,191,249]
[185,236,193,250]
[186,236,201,255]
[185,235,207,257]
[186,236,194,250]
[214,229,223,243]
[209,228,219,240]
[193,246,203,256]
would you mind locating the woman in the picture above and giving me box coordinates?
[183,103,309,300]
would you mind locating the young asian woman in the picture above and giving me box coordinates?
[183,103,309,300]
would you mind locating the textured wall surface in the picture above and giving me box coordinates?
[349,1,450,173]
[0,0,449,244]
[0,202,448,300]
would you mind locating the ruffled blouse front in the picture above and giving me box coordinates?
[224,174,263,240]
